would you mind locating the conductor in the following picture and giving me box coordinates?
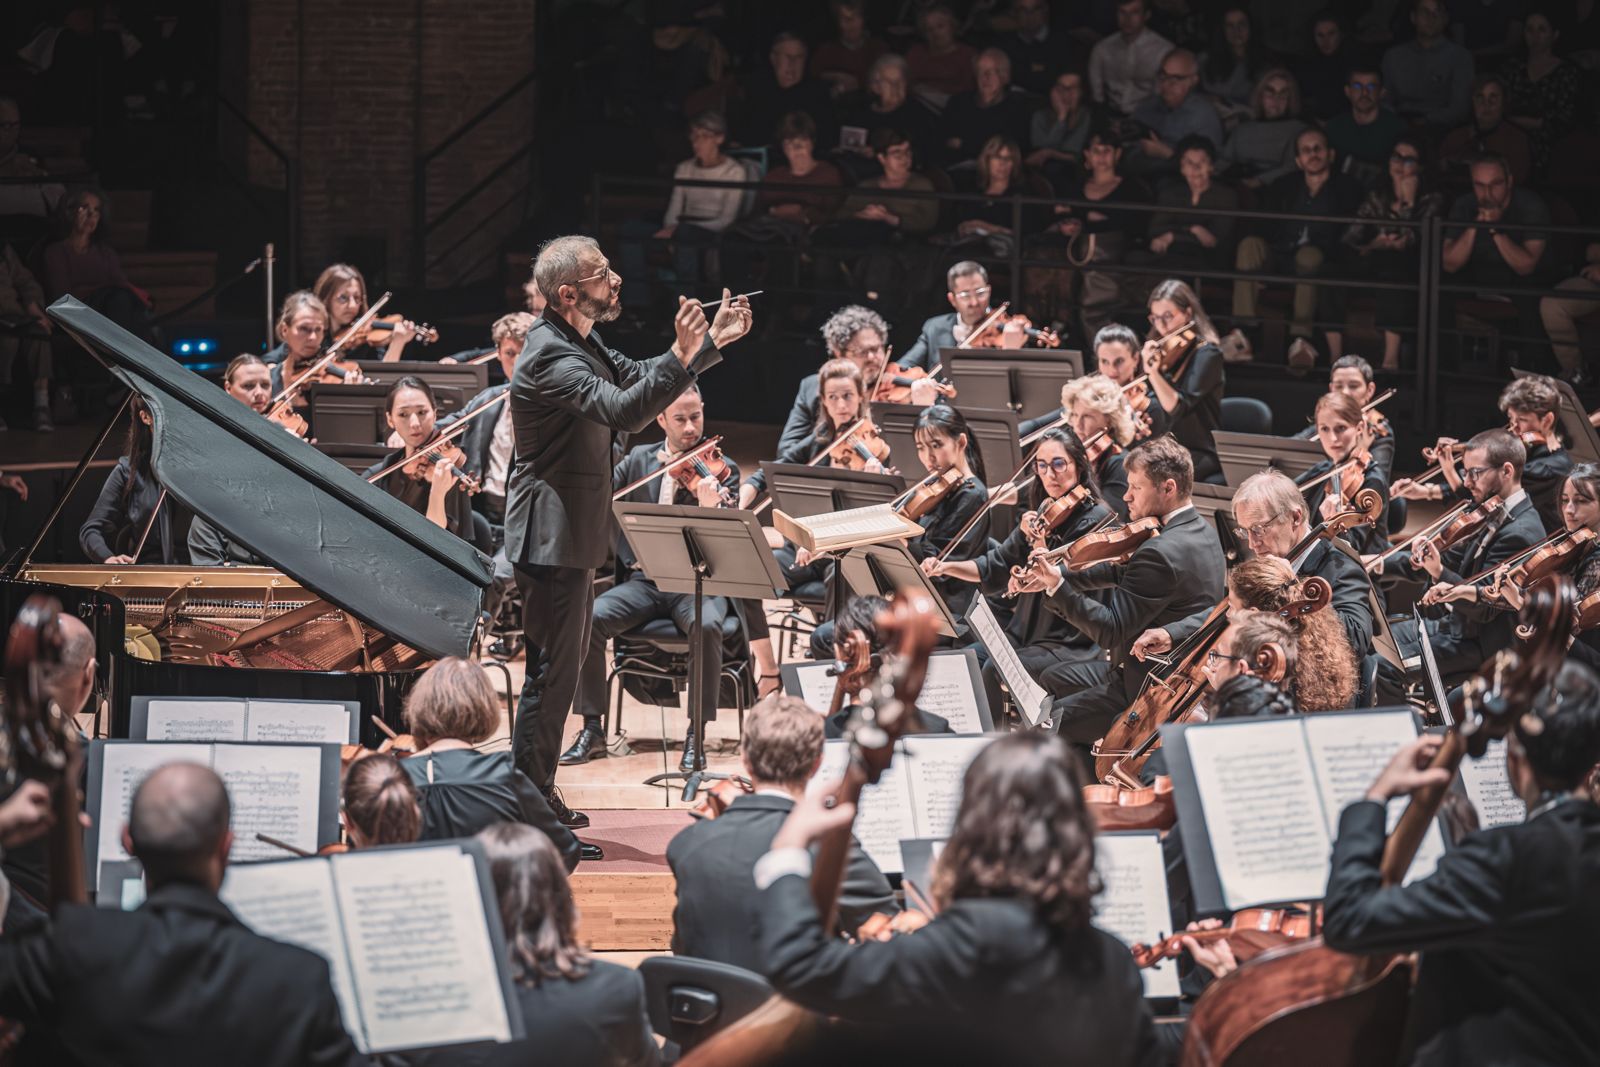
[505,236,752,833]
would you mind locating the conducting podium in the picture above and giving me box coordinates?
[612,502,785,795]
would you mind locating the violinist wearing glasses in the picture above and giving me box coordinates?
[897,261,1035,372]
[363,376,476,539]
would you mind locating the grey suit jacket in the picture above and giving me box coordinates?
[504,313,719,570]
[898,311,959,371]
[439,382,510,480]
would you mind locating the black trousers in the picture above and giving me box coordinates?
[976,640,1102,724]
[575,577,729,725]
[1038,657,1123,744]
[1375,614,1483,705]
[513,563,594,791]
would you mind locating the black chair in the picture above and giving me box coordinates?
[1219,396,1273,436]
[640,956,774,1055]
[607,609,755,743]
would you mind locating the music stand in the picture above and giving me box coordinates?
[1190,482,1249,564]
[1415,607,1452,726]
[837,542,959,637]
[1512,368,1600,463]
[1213,431,1329,486]
[307,383,468,445]
[763,463,906,517]
[943,347,1084,423]
[351,359,488,400]
[871,402,931,482]
[612,502,786,797]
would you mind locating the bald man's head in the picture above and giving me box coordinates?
[35,614,96,718]
[126,763,232,889]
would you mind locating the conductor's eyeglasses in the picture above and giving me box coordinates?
[573,263,618,286]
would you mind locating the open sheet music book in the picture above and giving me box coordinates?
[807,734,994,873]
[86,740,341,892]
[781,649,993,733]
[1095,833,1181,998]
[221,841,525,1054]
[772,502,923,554]
[131,695,359,743]
[1162,709,1448,913]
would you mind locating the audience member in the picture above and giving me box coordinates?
[1089,0,1174,115]
[0,96,62,219]
[817,129,940,303]
[997,0,1088,95]
[1027,70,1095,188]
[1541,241,1600,385]
[754,111,845,228]
[41,186,151,342]
[619,111,745,296]
[906,5,979,102]
[736,32,836,150]
[838,53,939,165]
[1438,74,1534,185]
[1341,134,1444,371]
[412,823,660,1067]
[1299,12,1364,120]
[1199,6,1274,111]
[810,0,887,97]
[1442,155,1551,360]
[1230,127,1363,367]
[1380,0,1473,129]
[1140,136,1237,270]
[1126,48,1225,177]
[940,48,1034,166]
[1502,8,1586,178]
[1323,64,1409,187]
[0,242,54,432]
[948,136,1037,255]
[1220,67,1309,189]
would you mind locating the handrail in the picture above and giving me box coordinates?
[419,70,540,166]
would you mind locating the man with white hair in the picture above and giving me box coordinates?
[939,47,1032,164]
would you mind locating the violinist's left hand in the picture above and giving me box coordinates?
[1024,552,1064,595]
[1413,536,1443,579]
[694,476,723,508]
[1140,339,1164,376]
[709,289,753,349]
[865,458,886,475]
[428,458,457,494]
[1319,489,1346,522]
[908,377,940,406]
[1364,733,1450,803]
[1180,920,1238,978]
[770,789,858,852]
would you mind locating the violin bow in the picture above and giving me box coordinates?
[612,436,726,501]
[268,292,392,411]
[956,303,1010,348]
[1365,500,1475,572]
[130,487,168,562]
[363,393,506,485]
[934,454,1036,564]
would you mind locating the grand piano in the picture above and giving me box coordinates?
[1,299,494,744]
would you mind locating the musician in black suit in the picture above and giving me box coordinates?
[1323,661,1600,1067]
[411,823,660,1067]
[504,236,751,825]
[1140,281,1225,484]
[748,731,1160,1066]
[1374,429,1545,703]
[897,260,996,371]
[564,385,744,772]
[1027,435,1228,742]
[0,763,363,1066]
[1290,356,1396,483]
[666,694,895,970]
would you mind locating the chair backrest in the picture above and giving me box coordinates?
[726,149,767,220]
[1220,396,1273,436]
[640,955,775,1052]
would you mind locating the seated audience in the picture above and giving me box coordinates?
[1323,64,1408,187]
[1541,241,1600,386]
[906,5,978,102]
[1199,6,1274,111]
[747,731,1159,1065]
[1140,135,1237,271]
[1380,0,1473,129]
[1027,70,1095,189]
[1438,74,1533,184]
[756,111,845,227]
[410,824,660,1067]
[1089,0,1173,115]
[736,32,835,151]
[1299,13,1364,121]
[41,186,151,342]
[618,111,746,295]
[1502,8,1584,177]
[810,0,887,97]
[939,48,1033,166]
[399,657,588,867]
[1126,48,1224,177]
[1341,135,1444,371]
[341,754,422,849]
[838,53,939,163]
[1220,67,1308,189]
[0,241,54,431]
[822,127,939,252]
[999,0,1089,96]
[1441,155,1551,361]
[948,135,1039,251]
[0,96,63,218]
[666,693,895,970]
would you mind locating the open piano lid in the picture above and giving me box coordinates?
[46,297,492,660]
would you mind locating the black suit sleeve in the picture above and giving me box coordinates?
[304,958,370,1066]
[534,340,715,434]
[1044,546,1178,654]
[898,322,937,371]
[513,769,583,872]
[743,434,818,494]
[0,925,60,1022]
[835,843,899,932]
[778,381,818,456]
[1323,800,1511,954]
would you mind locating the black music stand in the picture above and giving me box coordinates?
[1416,607,1452,726]
[1213,431,1329,486]
[307,383,468,445]
[1512,368,1600,463]
[1190,482,1249,564]
[351,359,488,399]
[612,502,786,798]
[943,347,1085,423]
[837,542,960,637]
[871,402,932,482]
[765,463,908,623]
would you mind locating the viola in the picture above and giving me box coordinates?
[872,364,956,404]
[1130,907,1316,969]
[1082,775,1176,832]
[668,439,735,505]
[892,466,964,523]
[824,418,892,471]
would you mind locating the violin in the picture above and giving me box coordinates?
[1130,907,1316,969]
[1022,483,1093,547]
[823,418,892,471]
[1056,515,1160,571]
[352,313,439,349]
[668,439,735,505]
[1082,775,1176,832]
[1334,445,1373,506]
[872,363,957,404]
[690,776,755,820]
[1148,320,1202,377]
[966,309,1061,349]
[401,439,481,494]
[1492,527,1597,597]
[1083,429,1120,467]
[1121,375,1153,414]
[1362,388,1395,438]
[267,405,309,439]
[1433,494,1503,550]
[892,466,964,523]
[1576,587,1600,633]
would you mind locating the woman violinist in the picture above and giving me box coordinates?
[1500,375,1572,532]
[1298,390,1391,555]
[1140,279,1226,483]
[738,358,889,512]
[1061,372,1138,518]
[314,263,421,362]
[924,427,1110,715]
[189,354,278,567]
[222,354,272,415]
[78,396,179,564]
[340,753,422,850]
[898,406,992,619]
[264,291,331,408]
[363,376,476,539]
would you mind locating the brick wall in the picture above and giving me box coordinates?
[243,0,537,287]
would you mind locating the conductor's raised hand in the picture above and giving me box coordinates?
[709,288,753,349]
[672,295,710,367]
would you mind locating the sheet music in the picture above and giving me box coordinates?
[1457,739,1523,829]
[794,663,841,716]
[966,598,1049,725]
[792,655,985,733]
[1095,834,1181,998]
[145,700,248,741]
[246,701,353,744]
[222,861,365,1045]
[330,848,513,1052]
[902,735,992,840]
[211,744,324,862]
[1184,719,1332,909]
[807,741,917,872]
[96,743,212,870]
[1302,712,1445,884]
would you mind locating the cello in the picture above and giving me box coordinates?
[1179,575,1573,1067]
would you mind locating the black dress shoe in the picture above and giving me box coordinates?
[558,722,607,766]
[579,841,605,862]
[679,729,702,774]
[544,786,590,829]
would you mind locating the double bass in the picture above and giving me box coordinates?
[1180,576,1573,1067]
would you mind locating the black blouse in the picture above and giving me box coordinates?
[974,496,1111,648]
[905,476,990,617]
[401,749,581,872]
[1299,458,1391,556]
[363,448,476,541]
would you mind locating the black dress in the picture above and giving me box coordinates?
[1298,456,1391,556]
[904,475,989,618]
[400,749,581,871]
[78,456,180,563]
[363,448,476,542]
[1156,342,1225,484]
